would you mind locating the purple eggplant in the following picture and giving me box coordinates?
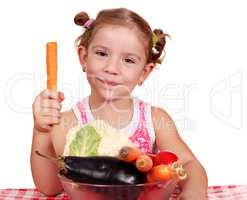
[35,151,146,185]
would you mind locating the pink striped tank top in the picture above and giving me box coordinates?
[72,96,156,153]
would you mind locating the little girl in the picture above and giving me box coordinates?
[31,8,208,199]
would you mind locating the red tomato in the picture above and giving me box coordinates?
[154,150,178,165]
[147,164,175,182]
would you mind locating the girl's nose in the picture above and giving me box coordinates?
[104,57,120,75]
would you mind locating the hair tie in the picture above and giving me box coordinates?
[83,19,95,29]
[152,32,159,48]
[152,32,159,54]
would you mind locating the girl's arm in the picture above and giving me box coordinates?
[30,127,63,196]
[30,90,65,196]
[31,110,77,196]
[152,107,208,200]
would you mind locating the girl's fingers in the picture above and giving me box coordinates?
[41,89,58,100]
[42,99,62,110]
[40,108,61,118]
[41,116,61,125]
[57,91,65,103]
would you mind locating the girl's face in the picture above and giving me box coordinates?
[79,25,154,101]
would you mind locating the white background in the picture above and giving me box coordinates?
[0,0,246,188]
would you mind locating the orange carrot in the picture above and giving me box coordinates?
[147,164,175,182]
[46,42,57,91]
[118,146,141,162]
[135,155,153,172]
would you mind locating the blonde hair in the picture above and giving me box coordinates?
[74,8,170,65]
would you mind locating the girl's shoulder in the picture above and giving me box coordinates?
[151,106,170,119]
[136,98,173,133]
[151,106,176,134]
[50,109,78,156]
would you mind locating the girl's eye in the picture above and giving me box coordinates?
[95,51,108,57]
[124,58,135,64]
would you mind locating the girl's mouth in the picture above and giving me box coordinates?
[97,78,120,87]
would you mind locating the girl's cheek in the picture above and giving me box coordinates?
[88,58,104,69]
[86,61,98,72]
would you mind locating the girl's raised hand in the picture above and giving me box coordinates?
[32,89,65,133]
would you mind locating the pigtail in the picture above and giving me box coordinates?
[74,11,90,27]
[151,29,170,64]
[74,11,93,48]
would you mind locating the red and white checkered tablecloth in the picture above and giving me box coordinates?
[0,185,247,199]
[207,185,247,199]
[0,188,68,200]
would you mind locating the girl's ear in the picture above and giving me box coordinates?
[78,46,87,71]
[138,63,155,86]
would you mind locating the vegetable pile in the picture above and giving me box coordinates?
[36,120,187,200]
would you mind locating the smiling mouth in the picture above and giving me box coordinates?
[97,78,120,87]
